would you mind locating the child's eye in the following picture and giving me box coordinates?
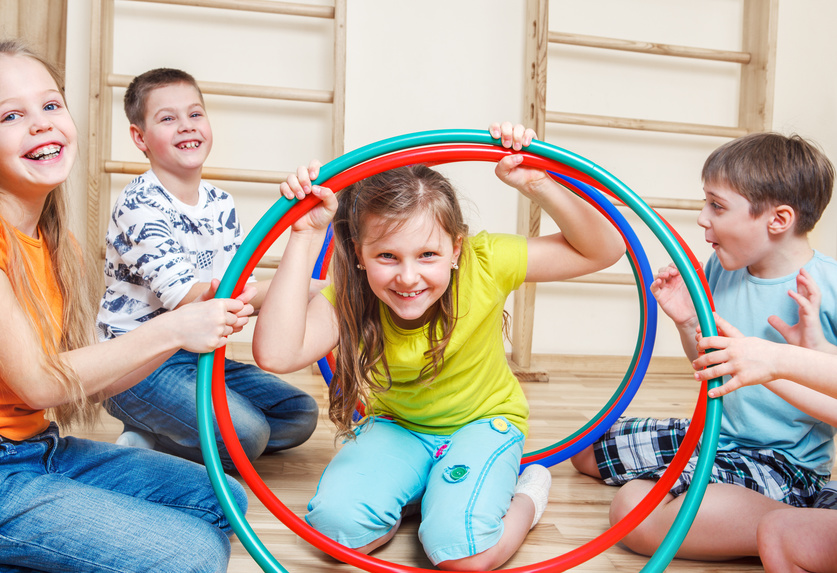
[1,112,20,122]
[43,102,60,112]
[379,253,395,260]
[420,251,437,259]
[190,112,203,118]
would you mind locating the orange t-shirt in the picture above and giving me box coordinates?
[0,227,61,440]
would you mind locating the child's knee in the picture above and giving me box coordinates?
[306,493,399,548]
[171,527,231,573]
[419,508,503,565]
[609,480,671,556]
[756,508,784,548]
[570,445,600,478]
[609,479,654,525]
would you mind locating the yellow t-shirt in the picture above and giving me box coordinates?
[0,227,59,440]
[325,231,530,436]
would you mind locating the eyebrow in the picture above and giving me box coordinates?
[153,102,204,114]
[0,88,63,108]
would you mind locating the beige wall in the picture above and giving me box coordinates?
[62,0,837,359]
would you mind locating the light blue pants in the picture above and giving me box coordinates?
[306,416,525,564]
[0,423,247,572]
[105,349,319,472]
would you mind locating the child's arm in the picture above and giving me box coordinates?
[176,278,328,312]
[176,280,270,310]
[489,122,624,281]
[650,263,701,361]
[252,163,340,374]
[694,315,837,425]
[0,275,251,409]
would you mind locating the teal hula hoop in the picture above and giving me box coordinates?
[197,129,723,572]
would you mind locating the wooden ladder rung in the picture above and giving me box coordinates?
[549,31,751,64]
[546,110,748,139]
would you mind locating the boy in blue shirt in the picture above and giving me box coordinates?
[572,132,837,561]
[97,68,319,471]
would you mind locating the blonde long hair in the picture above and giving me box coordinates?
[0,40,99,427]
[329,165,469,439]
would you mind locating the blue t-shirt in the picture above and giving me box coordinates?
[706,251,837,474]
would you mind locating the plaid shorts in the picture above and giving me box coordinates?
[594,417,830,507]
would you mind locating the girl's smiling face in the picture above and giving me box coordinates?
[0,54,77,202]
[357,211,462,330]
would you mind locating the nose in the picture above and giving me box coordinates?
[696,204,710,229]
[396,260,420,286]
[178,116,196,132]
[29,114,53,135]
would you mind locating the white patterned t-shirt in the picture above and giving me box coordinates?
[97,170,249,339]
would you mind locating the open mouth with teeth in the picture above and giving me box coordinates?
[396,289,425,298]
[25,144,61,161]
[178,141,201,149]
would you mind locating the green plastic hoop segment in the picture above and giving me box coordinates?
[197,129,723,572]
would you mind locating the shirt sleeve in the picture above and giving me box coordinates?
[108,197,197,309]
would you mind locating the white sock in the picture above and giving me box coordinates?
[116,429,156,449]
[513,464,552,529]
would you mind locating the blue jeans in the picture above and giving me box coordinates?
[104,350,319,472]
[306,416,525,565]
[0,424,247,572]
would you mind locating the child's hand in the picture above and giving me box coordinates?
[489,121,536,151]
[693,314,779,397]
[767,268,829,351]
[194,279,254,334]
[650,263,697,326]
[280,160,338,234]
[280,159,323,200]
[291,185,338,234]
[171,297,250,353]
[490,121,548,194]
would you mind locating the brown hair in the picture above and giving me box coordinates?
[0,40,99,427]
[123,67,203,128]
[702,132,835,234]
[329,165,469,439]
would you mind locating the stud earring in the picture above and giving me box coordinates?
[357,264,366,270]
[451,261,459,270]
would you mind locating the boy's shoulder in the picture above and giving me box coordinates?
[807,251,837,292]
[114,171,231,212]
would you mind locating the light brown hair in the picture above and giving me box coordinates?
[330,165,469,439]
[0,39,99,427]
[702,132,835,234]
[123,67,203,128]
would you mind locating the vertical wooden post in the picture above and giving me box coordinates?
[86,0,114,285]
[739,0,778,132]
[332,0,347,158]
[512,0,548,374]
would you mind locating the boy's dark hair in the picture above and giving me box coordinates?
[123,68,203,129]
[702,132,835,234]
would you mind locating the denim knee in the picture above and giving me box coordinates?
[163,526,231,573]
[228,412,271,462]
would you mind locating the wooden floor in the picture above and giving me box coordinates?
[75,363,796,572]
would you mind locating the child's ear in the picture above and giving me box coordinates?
[129,124,149,154]
[453,235,463,261]
[767,204,796,235]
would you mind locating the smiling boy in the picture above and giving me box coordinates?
[571,132,837,561]
[96,68,318,471]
